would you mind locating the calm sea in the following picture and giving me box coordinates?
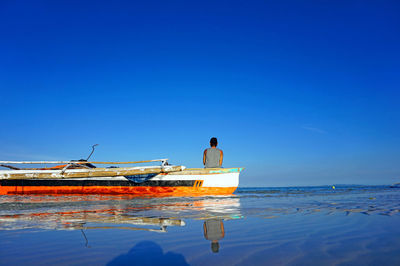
[1,186,400,265]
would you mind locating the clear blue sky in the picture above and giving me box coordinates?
[1,0,399,186]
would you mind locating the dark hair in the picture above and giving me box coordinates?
[210,137,218,147]
[211,242,219,253]
[211,242,220,253]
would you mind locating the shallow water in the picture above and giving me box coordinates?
[1,186,400,265]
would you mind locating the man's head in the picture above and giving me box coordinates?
[211,241,220,253]
[210,137,218,147]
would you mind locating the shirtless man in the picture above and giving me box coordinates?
[203,137,223,168]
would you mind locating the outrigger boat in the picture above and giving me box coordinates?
[0,159,243,196]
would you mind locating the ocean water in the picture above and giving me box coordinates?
[1,186,400,265]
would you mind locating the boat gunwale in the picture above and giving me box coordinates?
[176,167,244,175]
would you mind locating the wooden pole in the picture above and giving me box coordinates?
[0,159,168,165]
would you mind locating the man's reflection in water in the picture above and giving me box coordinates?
[203,219,225,253]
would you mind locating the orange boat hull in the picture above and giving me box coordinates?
[0,185,237,196]
[0,167,243,196]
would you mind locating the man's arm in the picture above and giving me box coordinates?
[219,150,223,166]
[203,149,207,165]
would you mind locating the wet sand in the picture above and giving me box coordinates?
[1,186,400,265]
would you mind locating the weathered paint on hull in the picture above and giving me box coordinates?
[0,185,237,196]
[0,167,243,196]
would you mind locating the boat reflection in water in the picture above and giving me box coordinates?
[0,194,241,252]
[0,207,185,233]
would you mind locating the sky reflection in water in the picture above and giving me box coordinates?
[1,186,400,265]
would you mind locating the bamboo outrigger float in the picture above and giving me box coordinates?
[0,159,243,196]
[0,159,183,179]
